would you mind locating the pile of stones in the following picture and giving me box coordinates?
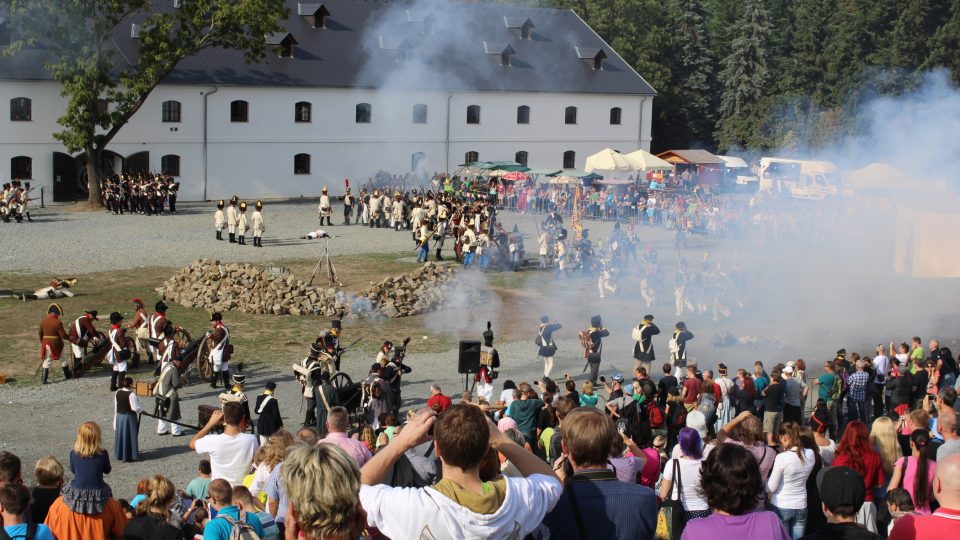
[155,260,485,318]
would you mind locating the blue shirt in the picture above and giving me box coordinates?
[203,505,264,540]
[542,468,658,540]
[4,524,56,540]
[264,463,287,524]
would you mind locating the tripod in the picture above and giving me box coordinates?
[309,237,344,287]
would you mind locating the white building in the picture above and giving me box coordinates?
[0,1,655,201]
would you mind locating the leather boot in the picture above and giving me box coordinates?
[239,235,246,245]
[229,233,236,243]
[42,368,49,384]
[436,248,444,261]
[26,212,32,222]
[216,231,221,240]
[210,373,219,388]
[109,371,118,391]
[222,370,231,388]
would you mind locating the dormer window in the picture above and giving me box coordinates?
[379,36,412,63]
[504,17,535,40]
[298,3,331,29]
[406,11,436,35]
[484,42,515,67]
[575,46,607,70]
[266,33,297,58]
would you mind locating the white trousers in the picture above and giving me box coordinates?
[157,418,182,435]
[541,356,555,378]
[210,350,228,373]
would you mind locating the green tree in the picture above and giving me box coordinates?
[715,0,770,151]
[671,0,717,148]
[2,0,288,206]
[926,0,960,82]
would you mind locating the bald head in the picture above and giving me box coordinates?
[938,409,958,439]
[934,454,960,509]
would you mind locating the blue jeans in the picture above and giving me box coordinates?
[463,252,475,266]
[417,243,429,262]
[773,506,807,539]
[849,399,867,423]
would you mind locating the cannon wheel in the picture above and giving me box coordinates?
[194,339,215,383]
[331,372,353,392]
[173,328,192,350]
[124,336,139,368]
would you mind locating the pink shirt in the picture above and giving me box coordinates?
[319,432,373,467]
[895,456,936,514]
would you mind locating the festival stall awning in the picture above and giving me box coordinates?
[717,155,750,169]
[584,148,638,173]
[846,163,913,191]
[526,168,563,176]
[502,171,529,181]
[594,178,635,185]
[624,149,673,171]
[656,149,725,165]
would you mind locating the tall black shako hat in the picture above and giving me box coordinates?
[590,315,602,328]
[482,321,494,346]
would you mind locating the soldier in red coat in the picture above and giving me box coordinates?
[67,309,101,374]
[38,303,69,383]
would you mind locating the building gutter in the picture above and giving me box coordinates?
[202,86,219,201]
[444,93,452,173]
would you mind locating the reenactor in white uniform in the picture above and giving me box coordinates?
[342,187,354,225]
[226,195,239,243]
[236,201,249,245]
[251,200,265,248]
[207,312,232,388]
[107,311,129,391]
[368,189,383,228]
[214,200,225,241]
[318,187,333,226]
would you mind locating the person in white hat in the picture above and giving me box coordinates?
[318,187,333,226]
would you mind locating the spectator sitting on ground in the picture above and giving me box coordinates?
[889,454,960,538]
[2,482,57,540]
[681,443,790,539]
[30,455,65,524]
[280,443,365,540]
[359,405,562,538]
[800,466,881,540]
[202,479,264,540]
[542,407,658,539]
[122,475,181,540]
[319,406,373,467]
[189,402,259,487]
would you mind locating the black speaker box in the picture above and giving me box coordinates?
[458,340,482,374]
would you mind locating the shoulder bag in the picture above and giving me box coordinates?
[655,459,687,540]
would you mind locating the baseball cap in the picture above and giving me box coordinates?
[784,365,795,374]
[786,360,797,368]
[817,466,866,512]
[623,384,635,395]
[686,409,708,439]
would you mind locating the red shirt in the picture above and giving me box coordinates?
[890,507,960,539]
[426,393,453,412]
[682,378,700,404]
[831,449,885,502]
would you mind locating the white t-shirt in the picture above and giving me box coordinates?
[670,442,715,461]
[662,457,708,511]
[360,474,562,539]
[818,439,837,466]
[195,432,259,486]
[873,354,890,383]
[767,448,815,509]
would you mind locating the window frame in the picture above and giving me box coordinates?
[412,103,428,124]
[515,151,528,167]
[10,97,31,122]
[563,150,576,169]
[161,100,181,123]
[230,100,249,123]
[464,151,479,164]
[294,153,311,175]
[609,107,622,125]
[466,105,481,125]
[564,106,577,125]
[355,103,372,124]
[11,156,32,180]
[517,105,530,125]
[295,101,312,123]
[160,154,181,177]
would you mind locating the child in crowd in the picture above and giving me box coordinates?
[886,488,918,535]
[184,459,211,501]
[1,483,57,540]
[63,421,113,514]
[30,455,64,524]
[130,478,150,512]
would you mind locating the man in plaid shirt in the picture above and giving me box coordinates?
[848,360,870,423]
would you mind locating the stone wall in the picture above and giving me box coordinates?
[155,260,485,318]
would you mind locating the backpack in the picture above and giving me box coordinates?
[647,401,665,428]
[669,402,687,428]
[219,514,261,540]
[0,523,37,540]
[831,373,846,402]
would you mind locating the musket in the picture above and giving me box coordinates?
[138,411,203,431]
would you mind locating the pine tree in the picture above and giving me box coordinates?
[715,0,771,151]
[925,0,960,83]
[786,0,832,102]
[671,0,717,148]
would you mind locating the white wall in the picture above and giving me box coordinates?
[0,81,654,200]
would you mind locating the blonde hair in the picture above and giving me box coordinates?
[360,426,376,450]
[870,416,903,476]
[34,456,64,487]
[261,441,287,470]
[280,443,361,540]
[269,429,296,450]
[73,422,103,458]
[146,475,175,514]
[582,380,594,396]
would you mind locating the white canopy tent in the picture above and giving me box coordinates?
[584,148,638,174]
[717,155,750,169]
[624,149,673,171]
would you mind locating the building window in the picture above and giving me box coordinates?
[565,106,577,125]
[11,156,32,179]
[412,104,428,124]
[231,100,249,122]
[466,105,480,124]
[515,151,528,167]
[295,101,312,123]
[563,150,575,169]
[412,152,426,171]
[294,153,311,174]
[161,155,181,176]
[161,100,181,123]
[465,151,479,164]
[609,107,622,125]
[517,105,530,124]
[10,98,31,121]
[356,103,371,123]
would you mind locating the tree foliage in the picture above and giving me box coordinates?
[2,0,288,206]
[716,0,770,151]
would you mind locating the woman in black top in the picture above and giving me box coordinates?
[123,475,181,540]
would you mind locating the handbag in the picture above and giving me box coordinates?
[119,348,131,361]
[655,459,687,540]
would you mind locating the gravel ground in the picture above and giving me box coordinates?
[0,200,617,274]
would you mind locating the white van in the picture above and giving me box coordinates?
[758,157,841,201]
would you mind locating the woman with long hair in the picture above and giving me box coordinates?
[898,409,930,458]
[871,416,903,482]
[798,426,826,534]
[831,420,886,533]
[122,475,180,540]
[699,378,718,439]
[659,427,711,522]
[766,422,815,539]
[886,429,936,514]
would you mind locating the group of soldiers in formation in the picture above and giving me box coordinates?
[213,196,265,246]
[0,179,34,222]
[100,174,180,215]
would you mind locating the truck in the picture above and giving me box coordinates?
[758,157,841,201]
[718,155,759,191]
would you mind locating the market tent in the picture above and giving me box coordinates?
[594,178,635,185]
[656,149,725,165]
[584,148,639,173]
[502,171,528,181]
[717,155,750,169]
[526,168,563,176]
[624,149,673,171]
[846,163,913,191]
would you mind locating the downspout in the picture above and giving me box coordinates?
[445,93,452,172]
[637,96,644,151]
[202,86,219,201]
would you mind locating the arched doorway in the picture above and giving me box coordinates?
[125,151,150,175]
[52,152,76,202]
[73,150,123,198]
